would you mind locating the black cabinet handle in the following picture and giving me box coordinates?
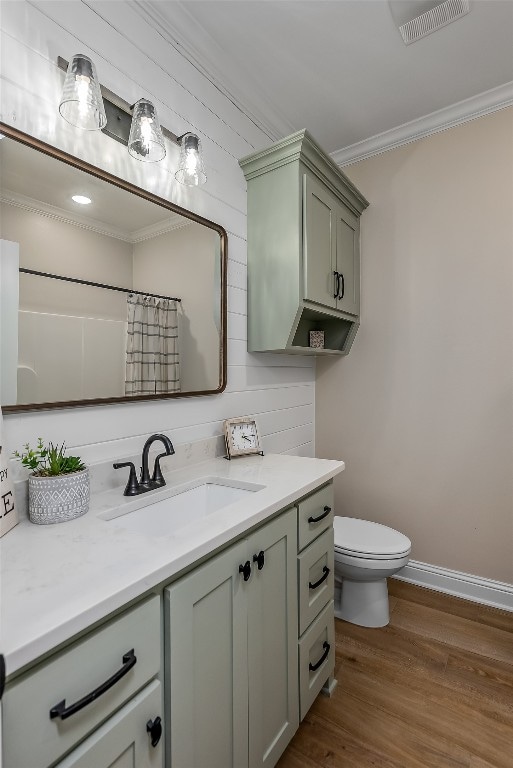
[333,270,340,299]
[308,505,331,524]
[239,561,251,581]
[49,649,137,720]
[0,654,5,701]
[147,716,163,747]
[309,566,330,590]
[338,272,345,300]
[253,551,265,570]
[309,641,331,672]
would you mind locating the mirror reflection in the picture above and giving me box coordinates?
[0,130,226,410]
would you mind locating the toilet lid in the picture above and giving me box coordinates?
[334,517,411,558]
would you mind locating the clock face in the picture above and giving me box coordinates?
[230,421,258,451]
[224,416,261,457]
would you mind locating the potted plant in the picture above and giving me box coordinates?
[13,439,89,525]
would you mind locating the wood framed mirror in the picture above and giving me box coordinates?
[0,123,227,412]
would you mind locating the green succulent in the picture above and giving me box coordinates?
[13,438,86,477]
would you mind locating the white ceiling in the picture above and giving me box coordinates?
[0,137,187,237]
[139,0,513,155]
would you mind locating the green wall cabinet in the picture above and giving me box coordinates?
[240,130,368,355]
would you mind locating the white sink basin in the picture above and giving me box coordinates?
[100,477,265,537]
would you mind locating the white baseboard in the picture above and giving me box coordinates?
[393,560,513,613]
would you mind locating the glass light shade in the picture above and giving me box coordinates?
[128,99,166,163]
[59,54,107,131]
[175,133,207,186]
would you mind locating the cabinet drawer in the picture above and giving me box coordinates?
[298,527,334,636]
[297,484,334,551]
[298,601,335,721]
[3,595,160,768]
[55,680,163,768]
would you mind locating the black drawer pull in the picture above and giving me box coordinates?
[49,649,137,721]
[307,505,331,524]
[309,641,330,672]
[333,270,340,299]
[309,566,330,590]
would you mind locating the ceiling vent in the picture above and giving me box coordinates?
[396,0,471,45]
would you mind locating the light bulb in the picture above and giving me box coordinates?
[139,116,153,156]
[76,75,91,119]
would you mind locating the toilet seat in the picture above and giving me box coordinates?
[334,517,411,560]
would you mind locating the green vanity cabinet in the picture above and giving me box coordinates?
[165,507,298,768]
[240,130,368,355]
[2,478,337,768]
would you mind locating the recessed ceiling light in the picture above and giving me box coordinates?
[72,194,92,205]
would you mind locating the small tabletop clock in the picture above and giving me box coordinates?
[224,416,263,459]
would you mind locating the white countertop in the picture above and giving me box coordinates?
[1,453,344,677]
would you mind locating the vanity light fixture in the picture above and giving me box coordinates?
[58,54,107,131]
[128,98,166,163]
[175,133,207,187]
[71,195,92,205]
[57,55,206,184]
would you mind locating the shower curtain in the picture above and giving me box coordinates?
[125,294,180,396]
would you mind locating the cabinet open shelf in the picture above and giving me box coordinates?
[291,306,358,355]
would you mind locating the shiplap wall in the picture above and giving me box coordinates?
[0,0,315,463]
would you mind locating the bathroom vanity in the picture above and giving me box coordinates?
[0,453,343,768]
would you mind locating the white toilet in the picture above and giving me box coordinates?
[333,517,411,628]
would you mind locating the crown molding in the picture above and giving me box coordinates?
[1,190,131,242]
[1,190,188,244]
[332,80,513,167]
[131,0,295,143]
[130,215,190,243]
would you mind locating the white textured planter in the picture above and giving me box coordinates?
[28,469,90,525]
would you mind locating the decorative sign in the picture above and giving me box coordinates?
[0,410,19,537]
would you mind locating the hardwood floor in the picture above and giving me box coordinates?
[278,580,513,768]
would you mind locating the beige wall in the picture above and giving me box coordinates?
[0,203,131,402]
[0,203,132,320]
[316,108,513,584]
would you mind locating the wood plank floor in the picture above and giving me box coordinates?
[278,580,513,768]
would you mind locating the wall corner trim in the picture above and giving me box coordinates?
[332,80,513,167]
[393,559,513,613]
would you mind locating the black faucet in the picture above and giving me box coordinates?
[113,434,175,496]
